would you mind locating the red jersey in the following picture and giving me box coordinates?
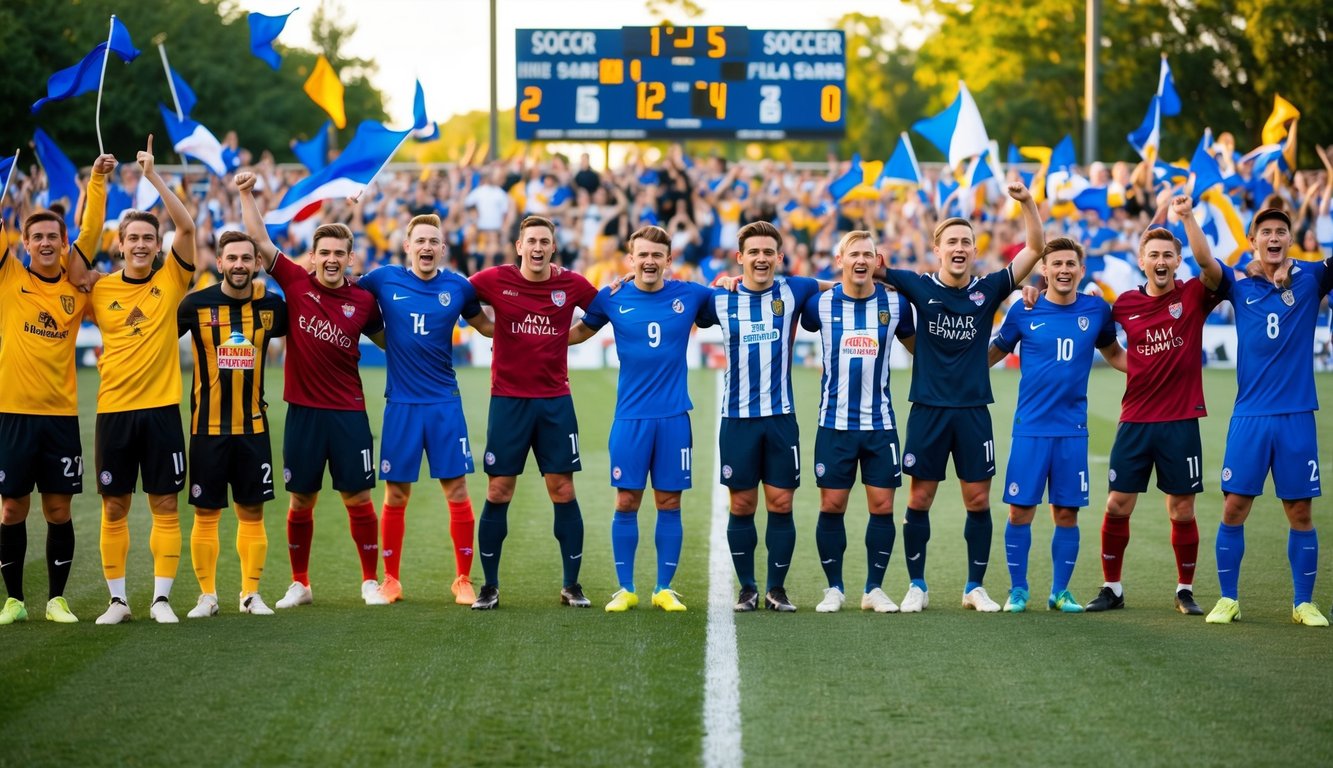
[1113,278,1223,423]
[470,264,596,398]
[270,252,383,411]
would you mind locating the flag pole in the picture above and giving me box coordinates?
[0,148,18,206]
[94,15,117,154]
[155,38,190,174]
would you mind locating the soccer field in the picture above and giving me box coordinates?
[1,366,1330,767]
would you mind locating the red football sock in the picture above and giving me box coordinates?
[380,504,406,580]
[448,498,475,577]
[347,501,380,581]
[1170,518,1199,586]
[287,508,314,586]
[1101,514,1130,582]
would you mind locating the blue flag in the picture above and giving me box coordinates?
[31,17,140,113]
[411,80,440,141]
[169,67,197,117]
[264,120,411,226]
[158,104,229,177]
[1049,135,1077,175]
[249,9,297,70]
[1158,56,1181,117]
[292,121,332,173]
[1188,133,1222,202]
[827,153,863,202]
[0,153,15,200]
[878,134,921,187]
[1073,187,1112,220]
[1127,95,1161,161]
[32,130,81,230]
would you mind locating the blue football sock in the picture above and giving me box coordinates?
[654,508,682,591]
[552,500,584,586]
[765,511,796,591]
[477,500,510,587]
[964,508,993,593]
[903,508,930,587]
[610,511,638,592]
[864,513,896,591]
[1215,522,1245,600]
[1289,527,1318,606]
[727,513,758,589]
[1050,524,1080,594]
[814,512,846,591]
[1004,520,1031,592]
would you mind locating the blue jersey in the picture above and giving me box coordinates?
[357,266,481,404]
[801,285,914,430]
[992,293,1116,437]
[886,268,1015,407]
[1228,257,1333,416]
[582,280,714,420]
[697,276,820,419]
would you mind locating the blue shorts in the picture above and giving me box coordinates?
[1221,413,1322,500]
[902,405,996,482]
[813,426,902,489]
[380,401,474,483]
[608,414,693,491]
[1003,435,1090,508]
[483,395,581,476]
[283,405,375,494]
[718,414,800,490]
[1108,420,1202,495]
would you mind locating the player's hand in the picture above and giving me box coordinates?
[1170,195,1193,220]
[92,154,117,175]
[712,274,740,292]
[1006,182,1032,204]
[608,273,630,295]
[1021,284,1040,309]
[1272,258,1294,289]
[234,172,257,194]
[1155,185,1173,211]
[136,135,155,176]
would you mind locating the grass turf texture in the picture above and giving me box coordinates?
[0,367,1329,766]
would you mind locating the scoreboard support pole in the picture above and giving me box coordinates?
[488,0,499,162]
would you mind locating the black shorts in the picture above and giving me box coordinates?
[483,395,581,476]
[282,404,375,494]
[813,426,902,489]
[1108,420,1204,496]
[0,413,83,497]
[188,433,277,509]
[718,414,800,490]
[902,405,996,482]
[95,406,187,495]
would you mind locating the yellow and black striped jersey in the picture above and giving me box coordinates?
[177,283,287,435]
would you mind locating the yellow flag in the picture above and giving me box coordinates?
[1261,94,1300,146]
[304,55,346,129]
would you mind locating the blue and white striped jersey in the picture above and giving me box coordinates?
[697,276,820,419]
[801,285,914,430]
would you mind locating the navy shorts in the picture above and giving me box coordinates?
[718,414,800,490]
[380,401,474,482]
[608,414,693,491]
[0,414,83,497]
[282,404,375,494]
[1003,435,1090,508]
[188,434,276,508]
[902,405,996,482]
[483,395,581,476]
[1221,413,1321,500]
[95,406,186,495]
[813,426,902,489]
[1108,420,1203,496]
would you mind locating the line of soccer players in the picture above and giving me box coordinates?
[0,150,1327,627]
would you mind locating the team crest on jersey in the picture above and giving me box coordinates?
[283,467,292,482]
[1281,290,1295,307]
[1078,316,1089,331]
[381,460,391,474]
[969,291,985,306]
[485,452,496,466]
[191,484,202,498]
[439,291,452,307]
[815,463,826,478]
[722,464,733,479]
[879,310,889,325]
[551,290,567,307]
[60,295,75,315]
[903,453,916,468]
[99,471,112,486]
[1222,468,1232,482]
[150,286,161,298]
[341,303,355,318]
[1108,469,1117,482]
[1009,482,1020,497]
[260,311,274,331]
[672,298,684,314]
[1168,302,1182,319]
[612,466,622,481]
[771,299,785,316]
[125,307,148,333]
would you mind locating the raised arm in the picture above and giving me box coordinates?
[138,135,195,268]
[1006,182,1045,284]
[234,171,279,272]
[68,153,116,290]
[1172,195,1221,290]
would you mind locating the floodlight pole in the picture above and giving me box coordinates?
[1084,0,1100,166]
[488,0,499,163]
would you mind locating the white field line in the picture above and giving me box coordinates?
[702,371,742,768]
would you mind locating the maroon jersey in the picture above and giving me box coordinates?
[270,252,383,411]
[470,264,596,398]
[1113,278,1223,423]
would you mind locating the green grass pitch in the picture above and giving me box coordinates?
[1,366,1330,766]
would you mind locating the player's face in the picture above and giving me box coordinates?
[835,236,882,291]
[218,242,259,290]
[406,224,445,279]
[1042,250,1085,298]
[310,235,351,289]
[737,235,781,289]
[120,221,160,275]
[934,224,976,282]
[516,225,555,280]
[23,220,65,276]
[1249,220,1290,268]
[628,239,671,289]
[1137,239,1180,293]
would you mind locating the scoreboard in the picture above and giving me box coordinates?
[514,27,846,141]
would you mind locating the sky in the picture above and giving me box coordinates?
[234,0,921,126]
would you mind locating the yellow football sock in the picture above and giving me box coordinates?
[149,511,182,579]
[236,517,268,595]
[100,504,130,580]
[191,513,220,595]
